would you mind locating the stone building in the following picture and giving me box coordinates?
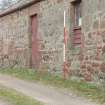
[0,0,105,80]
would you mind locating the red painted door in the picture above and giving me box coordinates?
[31,15,40,69]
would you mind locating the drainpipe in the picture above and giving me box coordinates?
[63,11,69,79]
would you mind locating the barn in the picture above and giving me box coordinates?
[0,0,105,80]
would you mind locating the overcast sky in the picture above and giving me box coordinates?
[0,0,17,3]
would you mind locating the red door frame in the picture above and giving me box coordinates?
[30,14,40,69]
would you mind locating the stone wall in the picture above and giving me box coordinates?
[62,0,105,81]
[38,0,71,75]
[78,0,105,81]
[0,3,40,68]
[0,0,71,73]
[0,0,105,81]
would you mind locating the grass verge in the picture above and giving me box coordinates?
[0,68,105,104]
[0,86,42,105]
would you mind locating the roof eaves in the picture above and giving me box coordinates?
[0,0,44,17]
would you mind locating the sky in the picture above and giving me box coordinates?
[0,0,18,6]
[0,0,17,3]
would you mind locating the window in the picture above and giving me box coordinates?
[74,1,82,26]
[71,0,82,46]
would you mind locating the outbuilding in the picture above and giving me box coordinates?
[0,0,104,80]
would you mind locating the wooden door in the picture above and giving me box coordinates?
[31,15,40,69]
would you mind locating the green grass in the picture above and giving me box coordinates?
[0,86,42,105]
[0,68,105,104]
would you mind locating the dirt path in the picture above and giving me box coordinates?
[0,100,10,105]
[0,74,99,105]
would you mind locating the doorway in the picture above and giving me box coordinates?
[31,14,40,69]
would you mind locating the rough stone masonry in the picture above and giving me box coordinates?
[0,0,105,81]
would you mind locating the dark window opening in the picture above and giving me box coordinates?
[71,0,82,46]
[72,0,82,27]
